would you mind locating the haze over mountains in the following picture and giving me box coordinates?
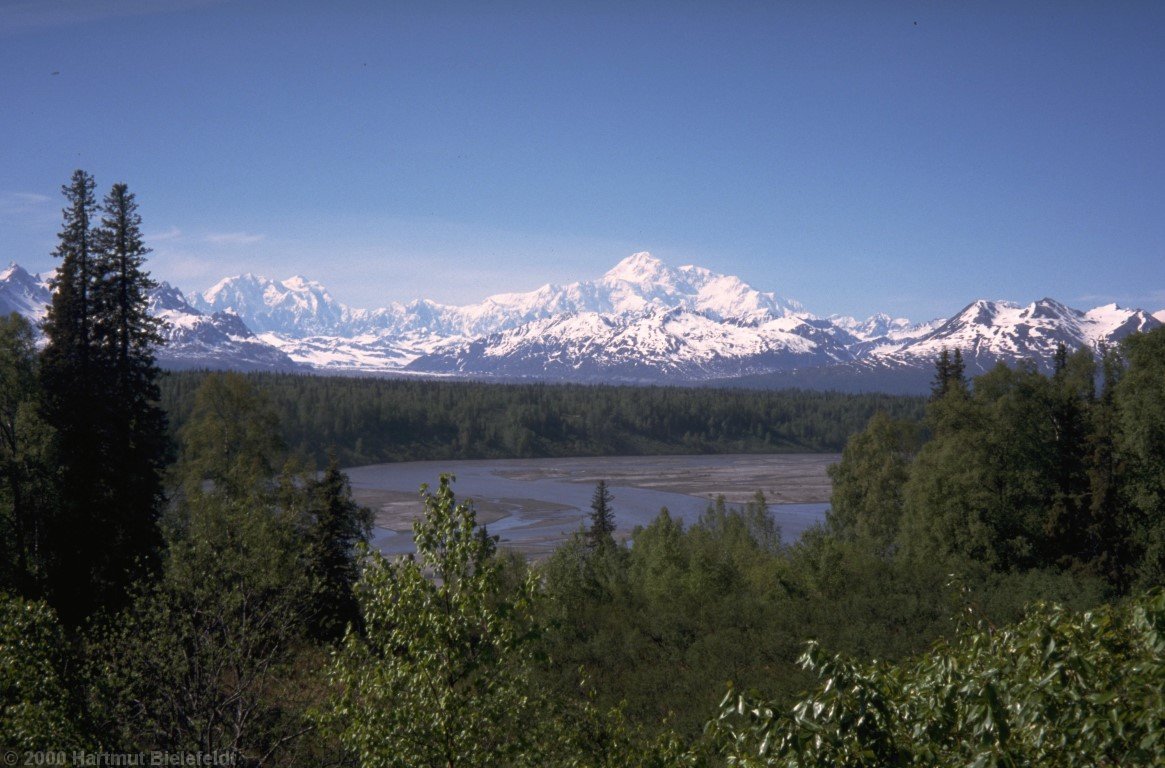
[2,254,1160,393]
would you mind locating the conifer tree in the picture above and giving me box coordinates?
[588,479,616,547]
[41,170,97,380]
[305,453,373,639]
[38,171,166,624]
[39,170,102,622]
[930,348,952,400]
[931,348,967,400]
[951,348,966,390]
[93,181,168,602]
[93,183,163,380]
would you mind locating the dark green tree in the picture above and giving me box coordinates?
[1086,345,1131,587]
[41,170,98,379]
[38,170,108,623]
[92,183,162,378]
[931,348,952,400]
[93,371,318,761]
[1044,345,1097,569]
[91,181,168,597]
[1113,326,1165,587]
[305,453,373,639]
[0,313,54,594]
[36,172,169,624]
[931,347,968,401]
[589,479,616,547]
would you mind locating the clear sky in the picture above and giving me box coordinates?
[2,0,1162,320]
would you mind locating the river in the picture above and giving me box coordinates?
[345,453,837,558]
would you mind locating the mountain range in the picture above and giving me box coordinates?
[2,254,1161,394]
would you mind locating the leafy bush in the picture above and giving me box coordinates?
[709,589,1165,767]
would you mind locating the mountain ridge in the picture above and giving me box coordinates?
[3,253,1159,392]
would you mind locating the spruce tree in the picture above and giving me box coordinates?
[588,479,616,547]
[951,348,966,390]
[38,171,167,624]
[931,348,967,400]
[930,348,952,399]
[92,182,168,597]
[39,170,102,622]
[305,453,373,639]
[93,183,163,379]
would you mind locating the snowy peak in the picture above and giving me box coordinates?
[1084,303,1160,342]
[878,297,1161,371]
[593,251,802,321]
[407,307,852,382]
[0,262,52,320]
[194,252,808,342]
[148,282,195,314]
[192,273,350,335]
[602,251,672,284]
[830,312,938,342]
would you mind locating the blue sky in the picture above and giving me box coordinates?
[2,0,1162,319]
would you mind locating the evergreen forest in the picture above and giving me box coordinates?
[2,173,1164,766]
[157,372,925,466]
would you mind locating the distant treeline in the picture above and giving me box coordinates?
[158,372,926,465]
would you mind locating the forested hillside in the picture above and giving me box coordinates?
[159,372,925,464]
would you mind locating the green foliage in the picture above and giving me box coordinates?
[90,371,321,762]
[323,476,689,766]
[709,589,1165,767]
[0,314,55,594]
[900,350,1128,577]
[1114,327,1165,587]
[92,492,315,760]
[323,475,547,767]
[0,594,84,749]
[159,371,926,466]
[540,498,802,740]
[826,411,922,556]
[176,372,285,501]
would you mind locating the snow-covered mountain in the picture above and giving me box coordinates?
[874,298,1160,373]
[190,252,804,340]
[407,307,852,381]
[0,263,52,321]
[191,273,351,336]
[830,312,943,343]
[1,253,1160,391]
[149,282,300,371]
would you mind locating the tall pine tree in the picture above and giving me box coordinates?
[588,479,616,548]
[39,172,167,624]
[93,182,168,596]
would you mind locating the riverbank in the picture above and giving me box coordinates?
[346,453,837,558]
